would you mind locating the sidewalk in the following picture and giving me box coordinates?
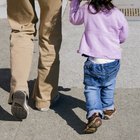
[0,1,140,140]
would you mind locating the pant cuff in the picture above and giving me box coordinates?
[103,105,115,111]
[87,110,103,119]
[35,100,51,109]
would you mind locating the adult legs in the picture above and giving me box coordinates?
[33,0,62,109]
[7,0,38,118]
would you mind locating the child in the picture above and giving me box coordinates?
[69,0,128,134]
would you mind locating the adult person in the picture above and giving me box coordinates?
[7,0,62,120]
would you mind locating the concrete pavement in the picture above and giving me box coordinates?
[0,1,140,140]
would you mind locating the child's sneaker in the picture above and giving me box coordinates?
[84,113,102,134]
[103,108,116,120]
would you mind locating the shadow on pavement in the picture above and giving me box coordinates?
[0,69,86,129]
[51,92,86,135]
[28,84,72,109]
[0,106,21,121]
[28,84,86,134]
[0,68,36,94]
[0,68,11,92]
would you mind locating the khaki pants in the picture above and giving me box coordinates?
[7,0,62,108]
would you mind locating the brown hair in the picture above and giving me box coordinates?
[88,0,115,14]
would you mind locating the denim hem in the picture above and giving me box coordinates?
[87,110,103,119]
[103,105,115,111]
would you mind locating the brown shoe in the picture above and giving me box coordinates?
[84,113,102,134]
[103,108,116,120]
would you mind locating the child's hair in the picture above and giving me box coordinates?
[88,0,115,14]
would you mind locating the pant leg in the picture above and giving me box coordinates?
[7,0,38,104]
[101,60,120,110]
[84,85,103,119]
[101,78,116,110]
[33,0,62,108]
[84,59,104,118]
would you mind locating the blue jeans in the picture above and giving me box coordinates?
[83,59,120,118]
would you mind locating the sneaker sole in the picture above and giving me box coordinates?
[11,91,29,119]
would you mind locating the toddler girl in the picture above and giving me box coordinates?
[70,0,128,134]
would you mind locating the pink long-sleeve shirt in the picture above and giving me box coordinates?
[69,0,128,59]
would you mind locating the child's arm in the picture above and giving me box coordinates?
[119,15,129,44]
[69,0,84,25]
